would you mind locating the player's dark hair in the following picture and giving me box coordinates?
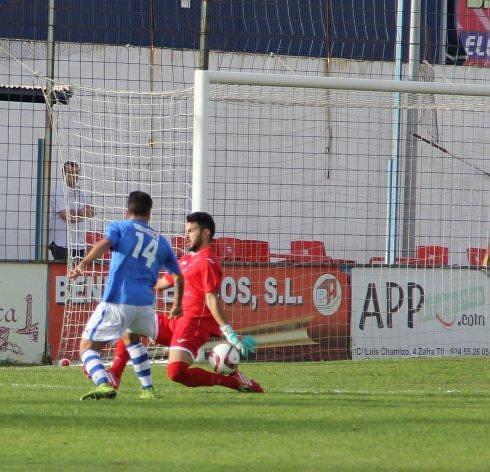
[186,211,215,239]
[128,191,153,217]
[62,161,79,175]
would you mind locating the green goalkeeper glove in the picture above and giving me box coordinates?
[220,324,257,357]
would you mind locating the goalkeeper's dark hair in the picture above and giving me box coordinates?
[127,191,153,217]
[186,211,215,239]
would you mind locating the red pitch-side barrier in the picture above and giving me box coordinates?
[48,262,351,361]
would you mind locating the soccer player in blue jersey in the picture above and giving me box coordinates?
[68,191,183,400]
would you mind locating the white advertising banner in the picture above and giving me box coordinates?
[351,268,490,359]
[0,263,48,364]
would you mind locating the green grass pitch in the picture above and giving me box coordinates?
[0,357,489,471]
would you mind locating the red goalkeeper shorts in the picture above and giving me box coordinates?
[155,313,221,359]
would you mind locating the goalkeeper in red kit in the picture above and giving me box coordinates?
[106,211,263,393]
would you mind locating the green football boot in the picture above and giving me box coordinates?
[139,386,159,399]
[80,382,117,401]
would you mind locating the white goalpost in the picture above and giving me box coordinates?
[52,70,490,362]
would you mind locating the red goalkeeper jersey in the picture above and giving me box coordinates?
[164,246,223,319]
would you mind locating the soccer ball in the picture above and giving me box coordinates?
[208,343,240,374]
[58,358,71,367]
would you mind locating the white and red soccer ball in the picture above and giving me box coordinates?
[58,358,71,367]
[208,343,240,374]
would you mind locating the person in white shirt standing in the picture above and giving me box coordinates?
[49,161,95,262]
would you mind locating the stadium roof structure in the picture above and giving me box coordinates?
[0,84,72,104]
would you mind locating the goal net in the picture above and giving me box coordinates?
[193,71,490,361]
[48,83,193,361]
[51,71,490,362]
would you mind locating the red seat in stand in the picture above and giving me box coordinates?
[467,247,488,267]
[85,231,110,260]
[416,245,449,267]
[241,239,270,263]
[283,240,331,263]
[396,245,449,267]
[212,237,245,262]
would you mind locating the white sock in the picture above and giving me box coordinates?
[82,349,109,386]
[127,342,153,388]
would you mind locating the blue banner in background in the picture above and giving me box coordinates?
[0,0,444,63]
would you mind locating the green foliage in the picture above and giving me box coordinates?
[0,358,489,471]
